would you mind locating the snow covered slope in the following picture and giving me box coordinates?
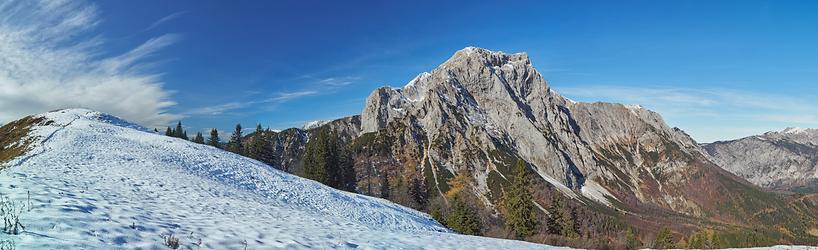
[0,109,562,249]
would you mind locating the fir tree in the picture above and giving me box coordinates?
[208,129,220,148]
[174,121,184,138]
[303,128,356,191]
[625,228,641,250]
[431,206,445,226]
[446,197,482,235]
[227,123,244,155]
[303,129,330,184]
[165,127,173,136]
[546,195,563,235]
[502,160,539,238]
[380,170,390,199]
[248,124,265,160]
[408,178,428,209]
[193,132,205,144]
[560,205,579,238]
[182,130,188,140]
[653,227,675,249]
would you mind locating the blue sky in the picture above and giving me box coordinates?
[1,0,817,142]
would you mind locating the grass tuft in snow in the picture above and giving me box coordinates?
[163,234,180,249]
[1,193,26,235]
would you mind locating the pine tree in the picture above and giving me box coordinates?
[248,124,265,160]
[560,205,579,238]
[182,130,188,140]
[208,129,220,148]
[303,128,355,191]
[336,145,356,192]
[193,132,205,144]
[408,178,428,209]
[446,197,482,235]
[625,228,641,250]
[174,121,184,138]
[431,206,445,226]
[653,227,675,249]
[304,129,330,185]
[227,123,244,155]
[380,170,390,199]
[502,160,539,238]
[165,127,173,136]
[546,195,563,235]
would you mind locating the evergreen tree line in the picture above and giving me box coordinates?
[302,128,356,192]
[161,122,276,166]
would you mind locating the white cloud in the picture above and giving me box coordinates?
[144,11,186,31]
[266,90,319,102]
[0,0,179,128]
[185,90,320,116]
[319,76,360,87]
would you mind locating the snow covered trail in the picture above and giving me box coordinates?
[0,109,562,249]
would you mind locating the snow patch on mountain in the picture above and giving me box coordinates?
[0,109,563,249]
[302,120,331,130]
[580,180,619,207]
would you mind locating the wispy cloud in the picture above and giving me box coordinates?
[318,76,360,87]
[0,0,179,128]
[186,90,319,116]
[556,85,818,142]
[266,90,319,102]
[144,11,186,31]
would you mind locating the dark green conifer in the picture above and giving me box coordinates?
[502,160,539,238]
[446,197,482,235]
[653,227,675,249]
[227,123,244,155]
[208,129,220,148]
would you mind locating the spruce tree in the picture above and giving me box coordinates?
[502,160,539,238]
[303,129,329,184]
[227,123,244,155]
[302,128,355,191]
[165,127,173,136]
[174,121,184,138]
[248,124,265,160]
[408,178,428,209]
[546,195,563,235]
[182,130,188,140]
[625,228,641,250]
[380,171,390,199]
[193,132,205,144]
[208,129,220,148]
[446,197,482,235]
[653,227,675,249]
[559,206,579,238]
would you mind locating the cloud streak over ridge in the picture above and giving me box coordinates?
[0,0,179,128]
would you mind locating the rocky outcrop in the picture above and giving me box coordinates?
[358,47,727,215]
[704,128,818,192]
[267,47,818,245]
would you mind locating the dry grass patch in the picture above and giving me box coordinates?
[0,116,44,168]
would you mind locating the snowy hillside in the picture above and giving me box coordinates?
[0,109,562,249]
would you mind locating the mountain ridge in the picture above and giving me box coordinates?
[0,108,563,249]
[266,47,818,246]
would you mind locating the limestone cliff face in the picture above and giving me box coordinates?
[259,47,818,244]
[358,47,734,215]
[704,128,818,192]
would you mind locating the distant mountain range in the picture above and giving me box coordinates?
[704,127,818,193]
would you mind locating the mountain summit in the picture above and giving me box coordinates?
[296,47,818,245]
